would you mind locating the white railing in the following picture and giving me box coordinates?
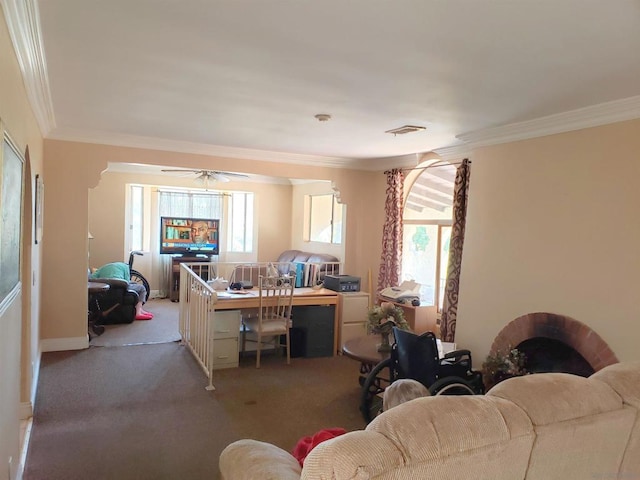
[179,262,218,391]
[188,261,341,288]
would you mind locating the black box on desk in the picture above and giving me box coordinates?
[324,274,361,292]
[289,305,335,357]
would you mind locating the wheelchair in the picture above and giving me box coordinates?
[128,251,151,303]
[360,327,485,422]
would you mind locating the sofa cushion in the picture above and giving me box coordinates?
[487,373,623,425]
[303,395,534,480]
[220,439,301,480]
[488,373,634,480]
[590,361,640,477]
[591,361,640,409]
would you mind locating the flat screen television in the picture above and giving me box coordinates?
[160,216,220,255]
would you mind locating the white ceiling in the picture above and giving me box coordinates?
[7,0,640,170]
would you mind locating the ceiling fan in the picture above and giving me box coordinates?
[160,169,249,185]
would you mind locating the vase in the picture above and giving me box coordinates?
[377,331,392,352]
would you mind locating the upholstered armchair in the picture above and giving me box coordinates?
[89,277,139,325]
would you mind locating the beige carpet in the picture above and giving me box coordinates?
[24,342,367,480]
[90,298,181,347]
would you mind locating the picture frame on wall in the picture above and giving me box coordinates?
[35,173,43,244]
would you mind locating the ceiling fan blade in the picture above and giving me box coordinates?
[161,169,199,173]
[211,172,231,183]
[213,171,249,179]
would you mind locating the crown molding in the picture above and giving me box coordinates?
[1,0,55,135]
[457,95,640,147]
[433,144,472,162]
[46,127,361,168]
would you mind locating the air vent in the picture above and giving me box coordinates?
[385,125,427,136]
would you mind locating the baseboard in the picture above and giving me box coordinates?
[19,401,32,420]
[41,335,89,352]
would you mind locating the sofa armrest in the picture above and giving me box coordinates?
[91,277,130,289]
[219,439,301,480]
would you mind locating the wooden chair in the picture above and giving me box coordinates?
[242,274,295,368]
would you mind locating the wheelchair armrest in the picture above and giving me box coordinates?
[443,349,472,361]
[440,349,473,369]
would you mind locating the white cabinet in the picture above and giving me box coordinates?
[338,292,370,351]
[211,309,241,369]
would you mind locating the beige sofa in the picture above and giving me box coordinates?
[219,361,640,479]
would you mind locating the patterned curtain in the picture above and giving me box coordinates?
[377,168,404,293]
[440,159,471,342]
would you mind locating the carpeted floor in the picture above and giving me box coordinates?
[90,298,180,347]
[24,340,366,479]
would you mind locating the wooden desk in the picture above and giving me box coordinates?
[213,287,339,355]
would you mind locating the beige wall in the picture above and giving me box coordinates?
[0,5,44,480]
[88,171,296,289]
[42,140,387,348]
[456,119,640,364]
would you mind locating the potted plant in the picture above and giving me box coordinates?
[482,347,528,391]
[367,302,410,351]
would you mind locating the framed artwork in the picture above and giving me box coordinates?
[35,173,43,244]
[0,133,24,305]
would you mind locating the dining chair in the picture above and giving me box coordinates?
[242,274,295,368]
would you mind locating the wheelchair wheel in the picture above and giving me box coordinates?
[428,376,477,396]
[130,269,151,304]
[360,357,398,423]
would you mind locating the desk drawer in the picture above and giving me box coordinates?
[213,310,241,339]
[212,338,239,369]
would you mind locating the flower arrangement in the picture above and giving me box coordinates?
[367,302,410,335]
[482,347,528,391]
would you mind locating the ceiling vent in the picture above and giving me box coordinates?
[385,125,427,136]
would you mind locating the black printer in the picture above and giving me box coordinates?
[323,274,361,292]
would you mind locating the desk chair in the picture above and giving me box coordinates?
[242,274,295,368]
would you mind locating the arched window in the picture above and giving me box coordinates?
[402,162,456,309]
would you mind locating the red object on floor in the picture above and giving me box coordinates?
[292,427,347,467]
[135,313,153,320]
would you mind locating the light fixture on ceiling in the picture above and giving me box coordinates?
[385,125,427,136]
[314,113,331,122]
[161,169,249,187]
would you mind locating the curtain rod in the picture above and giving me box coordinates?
[385,158,470,175]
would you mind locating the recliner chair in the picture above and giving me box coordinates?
[89,277,139,325]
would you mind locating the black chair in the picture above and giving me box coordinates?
[88,278,139,325]
[360,327,485,422]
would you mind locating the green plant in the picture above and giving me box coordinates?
[367,303,410,334]
[482,347,528,391]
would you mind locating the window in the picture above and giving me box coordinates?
[306,194,342,244]
[228,192,254,252]
[401,163,456,309]
[130,185,144,251]
[402,223,451,309]
[154,188,254,254]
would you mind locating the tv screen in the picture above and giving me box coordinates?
[160,216,220,255]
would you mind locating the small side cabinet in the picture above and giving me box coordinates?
[338,292,370,352]
[211,309,241,369]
